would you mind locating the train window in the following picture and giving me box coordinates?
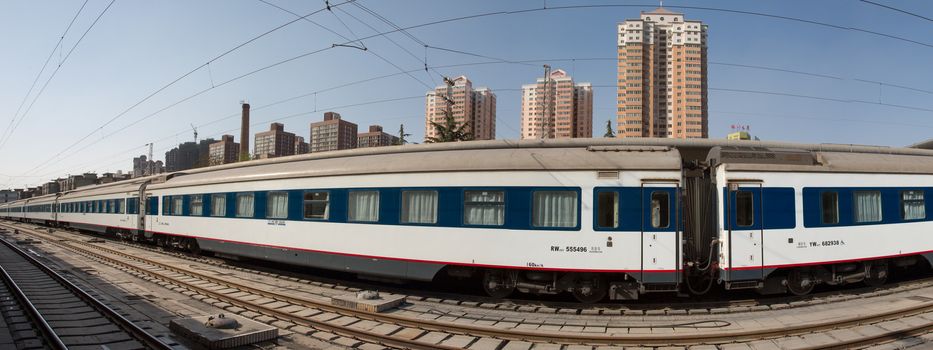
[401,190,438,224]
[821,192,839,224]
[162,197,170,215]
[348,191,379,222]
[854,191,882,223]
[735,191,754,227]
[267,192,288,219]
[211,194,226,217]
[532,191,578,228]
[464,190,505,226]
[596,191,619,228]
[173,197,184,216]
[236,193,254,218]
[303,191,329,220]
[190,195,203,216]
[901,190,925,220]
[651,192,670,228]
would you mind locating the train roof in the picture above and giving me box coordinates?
[708,145,933,174]
[12,139,933,199]
[153,141,683,189]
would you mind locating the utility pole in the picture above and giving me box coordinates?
[540,64,552,139]
[147,143,153,161]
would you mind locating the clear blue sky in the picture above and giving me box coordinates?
[1,0,931,188]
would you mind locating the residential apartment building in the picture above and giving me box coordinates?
[357,125,399,148]
[424,76,496,141]
[520,69,593,139]
[310,112,358,152]
[617,7,708,138]
[255,123,298,159]
[294,136,309,155]
[209,134,240,166]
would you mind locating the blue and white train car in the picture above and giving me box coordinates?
[56,180,142,235]
[710,146,933,294]
[139,142,685,302]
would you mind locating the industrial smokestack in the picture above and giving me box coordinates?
[239,102,250,161]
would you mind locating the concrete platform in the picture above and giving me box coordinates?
[170,314,277,349]
[331,291,406,313]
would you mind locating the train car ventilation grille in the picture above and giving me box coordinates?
[597,171,620,179]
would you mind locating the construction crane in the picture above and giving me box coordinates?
[190,124,198,143]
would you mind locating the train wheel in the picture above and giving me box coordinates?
[571,274,607,303]
[864,261,888,287]
[482,270,516,298]
[785,269,816,296]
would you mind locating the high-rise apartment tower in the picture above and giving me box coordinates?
[617,8,708,138]
[520,69,593,139]
[424,76,496,141]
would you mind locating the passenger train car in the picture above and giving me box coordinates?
[1,139,931,302]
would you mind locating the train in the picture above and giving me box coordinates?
[1,139,931,302]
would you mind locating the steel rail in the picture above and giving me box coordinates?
[0,235,174,350]
[7,222,933,347]
[0,264,68,350]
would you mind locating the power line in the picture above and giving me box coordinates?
[2,0,90,147]
[18,2,933,178]
[256,0,431,89]
[0,0,110,152]
[21,1,355,176]
[860,0,933,22]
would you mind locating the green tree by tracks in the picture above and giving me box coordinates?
[425,113,473,143]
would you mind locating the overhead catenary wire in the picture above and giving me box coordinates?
[20,0,355,176]
[15,2,933,183]
[859,0,933,23]
[1,0,90,148]
[0,0,112,153]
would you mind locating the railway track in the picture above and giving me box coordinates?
[33,222,933,319]
[0,234,175,350]
[3,220,932,349]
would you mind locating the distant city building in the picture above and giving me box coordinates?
[357,125,399,148]
[520,69,593,139]
[310,112,358,153]
[294,136,309,155]
[63,173,97,191]
[254,123,298,159]
[132,155,164,177]
[727,131,751,140]
[98,172,129,184]
[617,7,708,139]
[166,144,194,171]
[209,134,239,166]
[41,181,60,195]
[424,76,496,141]
[165,140,207,172]
[0,190,19,203]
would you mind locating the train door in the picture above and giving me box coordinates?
[641,182,680,284]
[727,182,764,280]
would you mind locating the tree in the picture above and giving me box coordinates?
[425,113,473,143]
[395,124,411,145]
[603,120,616,138]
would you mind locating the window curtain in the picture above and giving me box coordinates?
[532,191,577,227]
[402,191,437,224]
[903,191,926,220]
[267,193,288,218]
[190,196,203,216]
[464,191,504,225]
[237,194,254,217]
[854,191,882,222]
[173,198,183,215]
[348,191,379,222]
[212,195,226,216]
